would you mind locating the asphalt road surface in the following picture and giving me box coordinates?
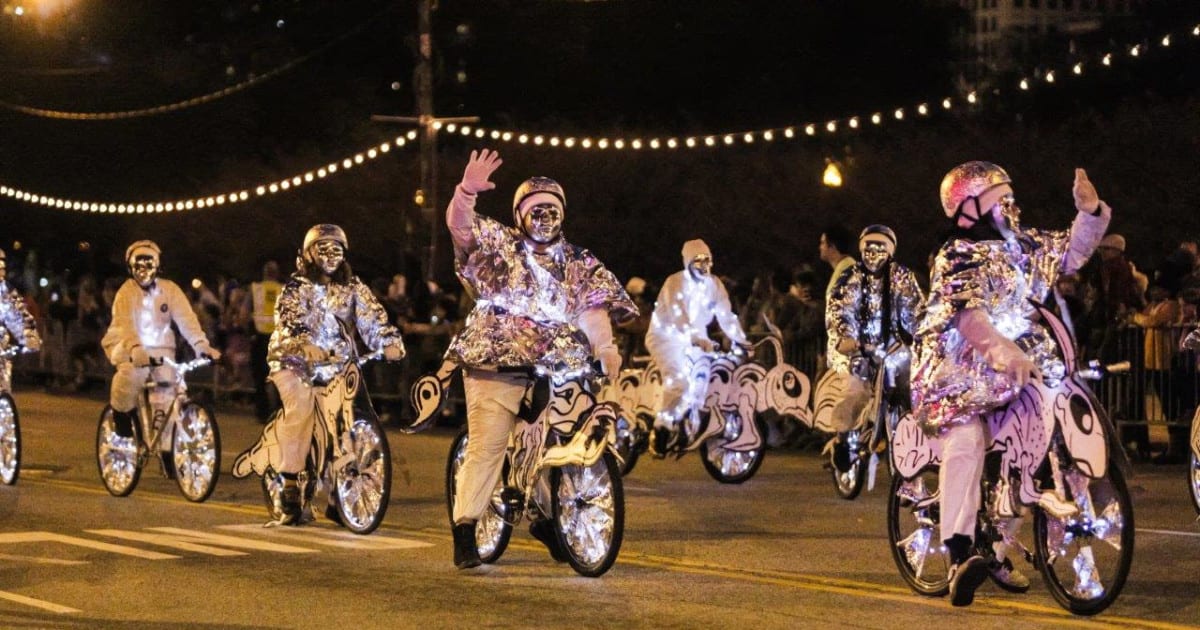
[1,389,1197,629]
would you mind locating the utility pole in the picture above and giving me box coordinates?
[373,0,476,283]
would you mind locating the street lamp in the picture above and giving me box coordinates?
[822,160,844,188]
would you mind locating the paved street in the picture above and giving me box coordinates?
[0,389,1197,629]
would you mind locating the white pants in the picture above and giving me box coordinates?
[452,369,527,524]
[109,358,175,412]
[939,419,987,544]
[270,369,316,475]
[832,374,870,433]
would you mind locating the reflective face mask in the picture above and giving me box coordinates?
[861,242,891,273]
[689,254,713,278]
[131,256,158,288]
[992,194,1021,237]
[520,202,564,244]
[311,240,345,276]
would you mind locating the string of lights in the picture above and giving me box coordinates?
[431,24,1199,153]
[0,23,1194,213]
[0,7,390,120]
[0,131,417,213]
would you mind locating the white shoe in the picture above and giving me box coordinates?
[989,558,1031,593]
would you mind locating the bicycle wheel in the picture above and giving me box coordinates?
[887,466,950,596]
[96,406,142,497]
[831,429,868,500]
[173,402,220,502]
[1190,451,1200,514]
[551,450,624,577]
[445,428,512,563]
[1034,459,1134,616]
[613,412,642,477]
[0,394,19,485]
[700,413,766,484]
[332,413,391,534]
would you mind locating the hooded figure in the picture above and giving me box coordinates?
[644,238,749,451]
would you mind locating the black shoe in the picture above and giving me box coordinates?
[651,428,671,458]
[832,434,852,473]
[276,478,304,526]
[159,451,176,480]
[949,555,990,607]
[452,522,482,569]
[529,518,569,563]
[324,504,344,527]
[112,409,135,438]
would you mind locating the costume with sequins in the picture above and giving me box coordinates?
[912,213,1108,432]
[446,214,636,372]
[826,261,924,374]
[0,282,39,392]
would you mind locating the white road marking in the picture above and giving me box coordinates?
[0,590,80,614]
[0,532,178,560]
[0,553,87,565]
[219,524,434,550]
[94,528,319,554]
[1138,527,1200,538]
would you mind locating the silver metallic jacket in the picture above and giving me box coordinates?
[447,214,635,371]
[267,274,402,381]
[0,283,39,391]
[912,207,1108,430]
[825,262,924,373]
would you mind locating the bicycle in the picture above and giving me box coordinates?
[887,300,1134,615]
[96,357,220,502]
[410,360,624,577]
[826,342,910,500]
[600,324,812,484]
[0,345,31,485]
[233,350,392,535]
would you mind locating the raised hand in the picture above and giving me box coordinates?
[1072,168,1100,214]
[460,149,503,194]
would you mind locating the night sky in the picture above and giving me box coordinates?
[1,0,1198,286]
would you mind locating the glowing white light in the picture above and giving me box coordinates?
[1102,53,1112,66]
[942,98,952,109]
[475,129,485,138]
[1073,63,1083,75]
[342,158,353,168]
[686,137,697,147]
[460,126,472,135]
[581,138,593,148]
[743,133,754,143]
[1045,71,1055,83]
[1161,35,1171,47]
[723,135,734,145]
[519,134,529,144]
[894,108,904,120]
[304,172,314,182]
[550,137,561,146]
[407,130,418,140]
[490,130,501,139]
[534,135,545,145]
[598,138,609,149]
[704,137,715,147]
[269,183,280,193]
[446,124,457,133]
[39,278,48,288]
[615,139,626,149]
[1129,45,1140,57]
[784,127,795,138]
[432,121,443,130]
[564,137,576,148]
[650,139,662,149]
[967,91,978,104]
[1019,78,1030,90]
[848,117,859,129]
[805,124,816,136]
[631,139,642,149]
[367,149,378,159]
[917,103,929,115]
[256,185,267,195]
[667,138,678,148]
[191,278,203,289]
[763,130,774,141]
[502,132,513,141]
[825,121,836,133]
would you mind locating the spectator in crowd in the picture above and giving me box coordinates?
[1085,233,1145,363]
[818,224,856,302]
[248,261,282,421]
[1156,241,1198,298]
[615,276,654,360]
[67,275,106,390]
[1130,283,1182,461]
[221,284,253,389]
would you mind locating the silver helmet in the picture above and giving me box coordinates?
[511,176,565,225]
[302,224,349,253]
[939,161,1012,220]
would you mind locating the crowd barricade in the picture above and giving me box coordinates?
[1094,323,1198,430]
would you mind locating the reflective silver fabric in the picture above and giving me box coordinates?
[0,283,39,356]
[268,274,402,382]
[448,215,635,371]
[826,262,924,373]
[912,228,1073,430]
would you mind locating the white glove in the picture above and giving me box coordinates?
[197,345,222,361]
[957,308,1041,388]
[693,337,716,353]
[383,340,406,362]
[597,345,622,378]
[22,337,41,353]
[460,149,502,194]
[130,345,150,367]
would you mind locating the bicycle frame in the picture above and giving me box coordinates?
[135,358,208,454]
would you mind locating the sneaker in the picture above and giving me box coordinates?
[452,522,482,569]
[529,518,568,563]
[832,434,852,473]
[651,427,671,458]
[989,557,1031,593]
[949,555,990,607]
